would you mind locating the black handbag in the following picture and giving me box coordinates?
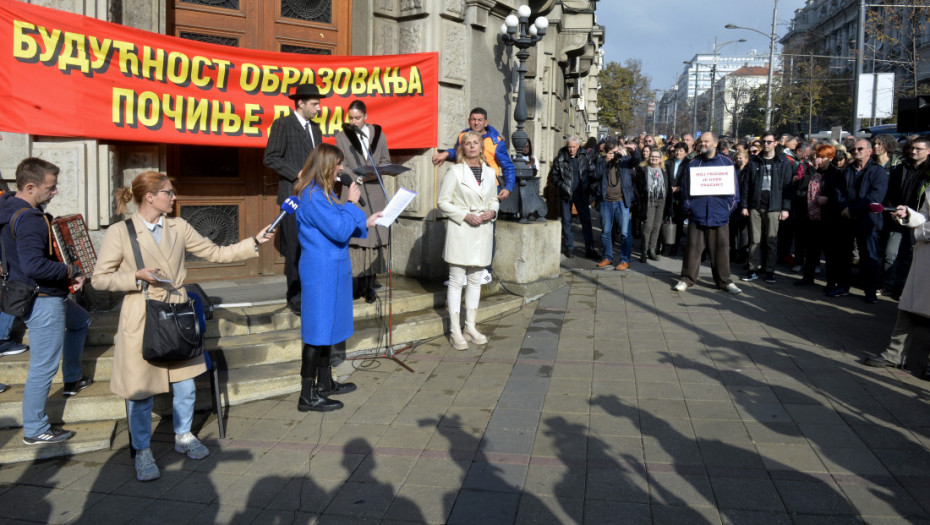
[125,220,204,363]
[0,208,40,317]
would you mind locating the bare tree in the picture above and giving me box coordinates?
[867,1,930,97]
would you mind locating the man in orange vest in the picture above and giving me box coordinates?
[432,107,515,202]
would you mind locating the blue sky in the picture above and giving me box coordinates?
[597,0,808,92]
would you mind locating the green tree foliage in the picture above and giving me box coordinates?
[597,60,654,133]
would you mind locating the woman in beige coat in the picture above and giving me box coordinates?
[437,131,499,350]
[92,171,273,482]
[865,187,930,375]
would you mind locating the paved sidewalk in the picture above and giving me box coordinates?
[0,251,928,523]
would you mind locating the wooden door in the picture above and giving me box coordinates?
[168,0,351,281]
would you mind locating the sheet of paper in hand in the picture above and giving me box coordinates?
[689,166,735,196]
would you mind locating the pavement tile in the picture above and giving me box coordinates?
[516,495,584,524]
[582,499,650,524]
[718,508,792,524]
[479,427,535,455]
[586,466,650,503]
[522,463,585,499]
[772,479,857,516]
[245,448,312,477]
[325,480,396,519]
[488,408,541,432]
[438,407,492,430]
[636,380,684,399]
[699,441,765,470]
[462,460,528,493]
[709,476,785,512]
[733,402,793,423]
[404,457,469,488]
[797,423,867,448]
[73,495,154,524]
[447,488,520,524]
[648,472,715,507]
[680,382,732,400]
[451,389,504,409]
[756,443,828,473]
[742,421,808,445]
[692,420,752,443]
[651,504,723,524]
[383,483,452,523]
[642,436,704,466]
[638,398,689,419]
[348,453,417,487]
[811,445,892,476]
[497,390,546,411]
[839,482,927,519]
[542,393,591,414]
[265,475,342,513]
[686,400,742,420]
[375,425,435,450]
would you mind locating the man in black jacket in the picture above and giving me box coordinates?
[263,83,329,315]
[0,158,90,445]
[828,139,889,303]
[881,136,930,297]
[740,132,792,283]
[549,136,600,259]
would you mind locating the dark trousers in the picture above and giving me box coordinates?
[798,220,825,280]
[824,220,854,289]
[680,222,732,289]
[560,190,595,251]
[281,213,301,306]
[855,228,881,295]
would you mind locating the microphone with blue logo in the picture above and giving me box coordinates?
[267,196,300,234]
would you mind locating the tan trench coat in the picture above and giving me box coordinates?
[899,188,930,318]
[92,215,257,400]
[438,162,499,267]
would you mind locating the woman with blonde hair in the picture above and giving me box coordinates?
[93,171,274,482]
[438,131,499,350]
[293,144,382,412]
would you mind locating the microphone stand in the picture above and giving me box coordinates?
[345,124,414,373]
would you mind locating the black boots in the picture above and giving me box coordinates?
[298,344,342,412]
[297,378,342,412]
[317,345,357,396]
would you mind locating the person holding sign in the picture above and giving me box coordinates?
[673,133,742,294]
[293,145,382,412]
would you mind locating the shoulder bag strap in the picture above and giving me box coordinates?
[124,219,148,295]
[2,207,36,279]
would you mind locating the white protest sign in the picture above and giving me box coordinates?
[689,165,735,196]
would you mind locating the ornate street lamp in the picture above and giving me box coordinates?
[498,5,548,223]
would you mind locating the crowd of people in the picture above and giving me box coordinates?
[550,129,926,302]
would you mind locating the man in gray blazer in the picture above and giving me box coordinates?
[263,83,329,314]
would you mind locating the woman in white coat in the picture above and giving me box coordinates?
[437,131,499,349]
[865,187,930,376]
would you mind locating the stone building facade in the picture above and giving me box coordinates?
[1,0,602,282]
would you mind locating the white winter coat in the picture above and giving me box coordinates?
[899,188,930,318]
[438,162,499,267]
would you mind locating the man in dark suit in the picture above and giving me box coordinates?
[263,83,329,314]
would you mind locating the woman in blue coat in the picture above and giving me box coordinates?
[294,144,382,411]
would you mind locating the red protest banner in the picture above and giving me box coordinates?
[0,2,438,149]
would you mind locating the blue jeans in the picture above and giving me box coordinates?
[127,378,196,450]
[22,296,90,437]
[600,200,632,263]
[0,312,15,339]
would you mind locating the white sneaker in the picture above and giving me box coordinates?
[174,432,209,460]
[480,269,492,285]
[673,281,688,292]
[135,448,160,482]
[725,283,742,294]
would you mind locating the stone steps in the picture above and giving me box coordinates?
[0,278,523,462]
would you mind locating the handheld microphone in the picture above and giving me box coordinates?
[339,174,366,207]
[868,203,896,214]
[267,196,299,234]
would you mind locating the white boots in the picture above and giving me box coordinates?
[448,311,469,350]
[463,309,488,344]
